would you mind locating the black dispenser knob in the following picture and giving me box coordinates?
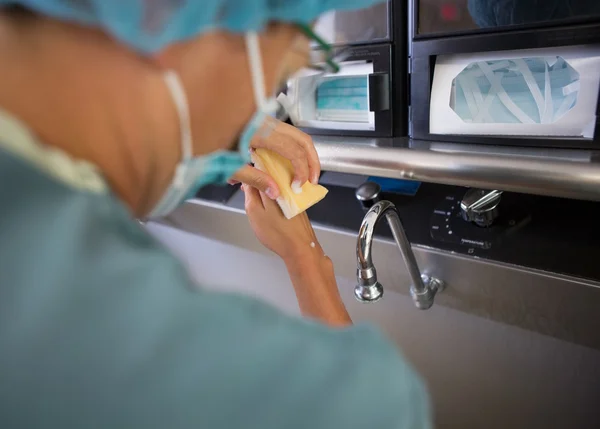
[355,182,382,210]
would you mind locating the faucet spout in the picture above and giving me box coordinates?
[355,200,444,309]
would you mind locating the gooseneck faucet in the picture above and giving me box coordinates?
[355,182,444,309]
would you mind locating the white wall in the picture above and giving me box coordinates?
[147,222,600,429]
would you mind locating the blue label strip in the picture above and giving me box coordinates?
[367,176,421,196]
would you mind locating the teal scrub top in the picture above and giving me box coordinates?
[0,109,432,429]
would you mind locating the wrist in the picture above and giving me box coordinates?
[283,244,333,280]
[283,241,325,268]
[283,244,351,326]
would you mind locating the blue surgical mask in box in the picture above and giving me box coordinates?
[451,56,580,125]
[430,46,600,138]
[316,76,370,122]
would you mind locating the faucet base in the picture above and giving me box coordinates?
[410,275,445,310]
[354,282,384,303]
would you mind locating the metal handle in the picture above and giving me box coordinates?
[315,139,600,202]
[460,189,503,227]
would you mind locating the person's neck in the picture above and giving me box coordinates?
[0,12,180,217]
[0,13,264,217]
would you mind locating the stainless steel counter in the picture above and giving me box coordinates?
[314,137,600,201]
[164,196,600,351]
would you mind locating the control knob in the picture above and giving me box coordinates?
[460,189,503,227]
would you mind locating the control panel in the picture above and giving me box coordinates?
[430,188,530,251]
[197,181,599,282]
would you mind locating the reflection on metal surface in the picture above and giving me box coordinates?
[314,139,600,201]
[416,140,594,161]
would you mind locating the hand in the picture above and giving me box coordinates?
[229,120,321,200]
[243,184,323,263]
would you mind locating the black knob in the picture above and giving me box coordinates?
[356,182,382,210]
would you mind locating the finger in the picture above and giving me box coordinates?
[276,122,321,185]
[229,161,255,185]
[231,165,280,200]
[258,190,288,220]
[243,183,265,212]
[251,130,310,191]
[259,188,279,209]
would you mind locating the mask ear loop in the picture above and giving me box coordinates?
[245,32,280,138]
[163,70,193,188]
[246,32,269,112]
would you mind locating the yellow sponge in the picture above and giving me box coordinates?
[251,148,328,219]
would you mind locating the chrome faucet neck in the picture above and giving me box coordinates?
[355,198,444,309]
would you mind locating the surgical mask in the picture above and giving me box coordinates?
[276,49,368,128]
[315,76,369,122]
[147,32,279,219]
[452,56,580,125]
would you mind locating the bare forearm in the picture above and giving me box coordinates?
[285,250,352,327]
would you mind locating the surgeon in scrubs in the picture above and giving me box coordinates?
[0,1,431,428]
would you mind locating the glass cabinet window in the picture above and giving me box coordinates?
[417,0,600,36]
[418,0,477,35]
[313,1,390,45]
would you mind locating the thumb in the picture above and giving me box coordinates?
[230,165,280,200]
